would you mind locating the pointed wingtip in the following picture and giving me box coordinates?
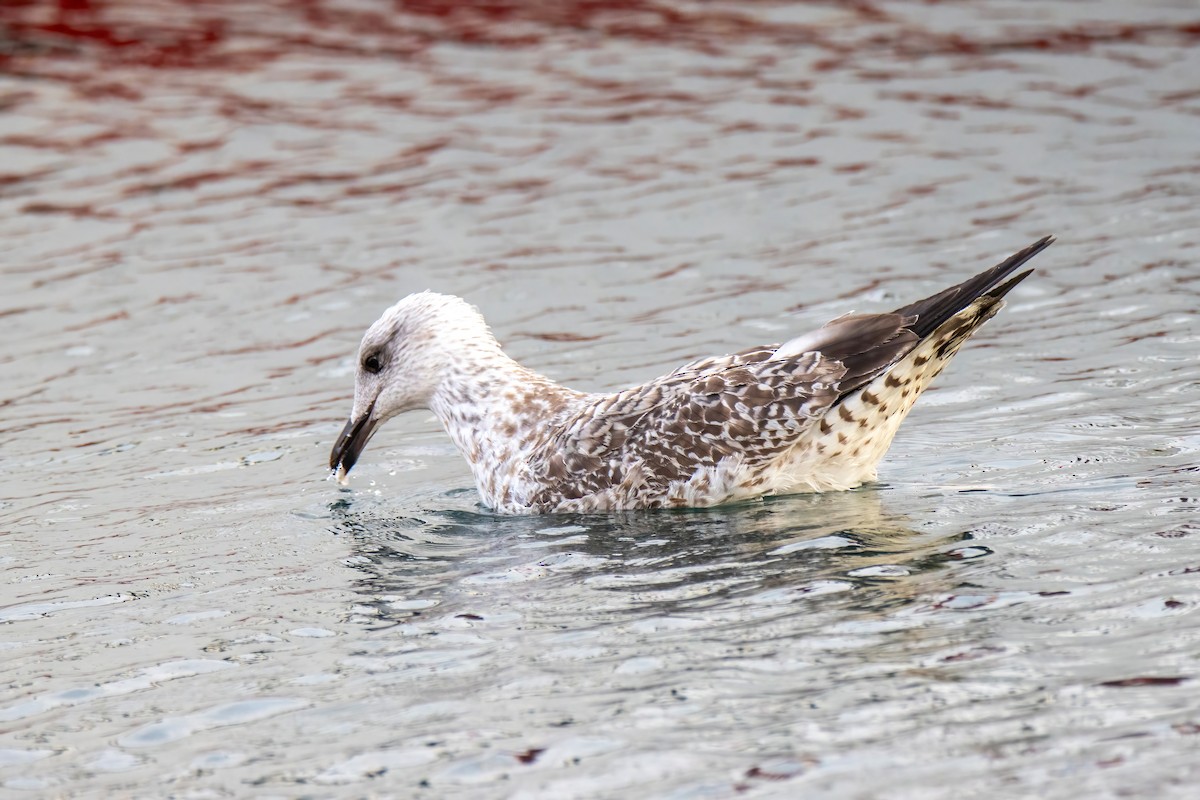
[892,235,1055,340]
[986,267,1036,301]
[994,235,1055,278]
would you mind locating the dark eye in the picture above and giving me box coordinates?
[363,354,382,374]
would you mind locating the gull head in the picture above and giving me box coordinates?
[329,291,496,481]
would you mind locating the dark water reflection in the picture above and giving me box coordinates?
[334,489,972,626]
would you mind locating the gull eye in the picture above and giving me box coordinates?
[363,353,382,374]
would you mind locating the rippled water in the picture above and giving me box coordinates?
[3,1,1199,796]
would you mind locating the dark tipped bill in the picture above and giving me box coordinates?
[329,401,378,482]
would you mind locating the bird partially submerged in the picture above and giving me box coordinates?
[330,236,1054,513]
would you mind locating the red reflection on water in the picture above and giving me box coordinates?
[1099,676,1188,688]
[512,330,603,342]
[2,0,1196,81]
[0,0,228,68]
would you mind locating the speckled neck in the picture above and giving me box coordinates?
[428,348,584,506]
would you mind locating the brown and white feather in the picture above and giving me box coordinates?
[331,237,1054,514]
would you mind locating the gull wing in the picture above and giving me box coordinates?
[525,316,917,506]
[523,236,1053,509]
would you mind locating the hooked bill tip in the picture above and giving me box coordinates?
[328,408,373,479]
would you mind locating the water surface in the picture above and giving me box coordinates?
[2,1,1199,797]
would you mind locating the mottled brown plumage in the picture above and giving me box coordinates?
[330,236,1054,513]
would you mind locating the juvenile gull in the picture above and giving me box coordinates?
[330,236,1054,514]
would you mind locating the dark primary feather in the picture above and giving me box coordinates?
[819,235,1052,404]
[891,235,1053,339]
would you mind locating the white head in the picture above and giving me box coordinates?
[329,292,498,477]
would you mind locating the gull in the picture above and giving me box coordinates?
[330,236,1053,514]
